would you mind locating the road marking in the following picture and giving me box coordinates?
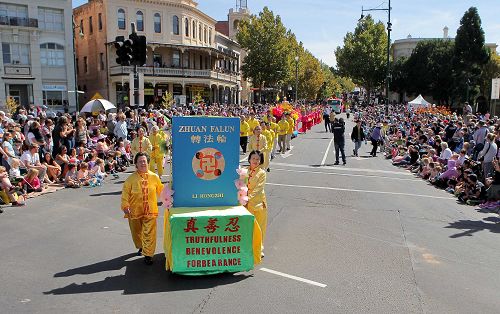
[260,268,327,288]
[240,156,248,163]
[280,145,294,159]
[320,136,334,166]
[272,162,412,176]
[272,168,421,182]
[266,182,455,200]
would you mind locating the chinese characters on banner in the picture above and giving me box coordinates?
[169,207,255,275]
[172,117,240,207]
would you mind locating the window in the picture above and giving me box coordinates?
[199,55,203,69]
[136,11,143,31]
[2,43,30,64]
[192,20,196,38]
[154,13,161,33]
[100,52,104,70]
[209,29,212,45]
[117,8,125,30]
[0,3,27,19]
[199,24,202,41]
[185,18,189,36]
[40,43,65,66]
[38,7,63,31]
[83,56,88,73]
[183,53,189,68]
[172,15,179,35]
[204,27,207,43]
[76,58,79,74]
[43,90,67,108]
[172,50,180,67]
[80,19,84,34]
[89,16,93,34]
[98,13,102,30]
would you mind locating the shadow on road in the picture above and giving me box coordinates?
[44,253,251,295]
[89,191,123,197]
[445,218,500,238]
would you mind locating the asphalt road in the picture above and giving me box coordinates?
[1,116,500,314]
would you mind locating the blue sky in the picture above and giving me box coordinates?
[72,0,500,66]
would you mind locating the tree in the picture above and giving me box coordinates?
[479,53,500,101]
[160,91,174,109]
[237,7,290,90]
[5,96,18,115]
[335,15,388,96]
[453,7,489,103]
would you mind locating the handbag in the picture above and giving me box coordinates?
[478,142,490,162]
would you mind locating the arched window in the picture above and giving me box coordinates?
[173,15,179,35]
[185,18,189,36]
[117,8,125,30]
[136,11,143,31]
[154,13,161,33]
[192,20,196,39]
[40,43,65,66]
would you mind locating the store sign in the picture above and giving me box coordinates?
[144,88,154,96]
[169,206,255,275]
[492,78,500,100]
[43,85,67,91]
[171,117,240,207]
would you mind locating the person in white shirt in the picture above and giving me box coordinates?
[114,113,128,143]
[439,142,453,163]
[20,144,48,183]
[478,133,498,178]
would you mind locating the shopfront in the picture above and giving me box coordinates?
[42,84,67,110]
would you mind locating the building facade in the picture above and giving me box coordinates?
[0,0,77,112]
[74,0,248,108]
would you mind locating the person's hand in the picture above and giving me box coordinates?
[122,207,131,215]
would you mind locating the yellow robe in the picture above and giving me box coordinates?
[121,171,164,257]
[246,167,268,243]
[277,120,289,136]
[263,129,274,151]
[149,133,164,175]
[240,121,250,138]
[131,136,152,157]
[247,118,260,135]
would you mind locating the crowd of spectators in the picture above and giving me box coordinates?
[357,103,500,212]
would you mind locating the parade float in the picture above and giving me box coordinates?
[163,116,262,275]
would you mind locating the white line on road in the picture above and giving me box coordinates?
[266,182,456,200]
[260,268,327,288]
[272,162,412,176]
[320,136,334,166]
[272,168,421,182]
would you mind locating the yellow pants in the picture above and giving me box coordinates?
[262,151,270,171]
[128,217,157,257]
[248,209,267,244]
[149,156,164,176]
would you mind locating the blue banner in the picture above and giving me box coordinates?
[172,117,240,207]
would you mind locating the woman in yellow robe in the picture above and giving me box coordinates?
[130,127,152,158]
[148,126,164,176]
[246,150,268,257]
[248,125,269,171]
[121,152,164,265]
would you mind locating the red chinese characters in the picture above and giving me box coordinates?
[224,217,240,232]
[204,218,220,233]
[184,218,199,233]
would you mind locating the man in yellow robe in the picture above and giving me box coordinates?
[121,152,164,265]
[248,125,269,171]
[277,117,289,154]
[148,126,164,176]
[240,116,250,154]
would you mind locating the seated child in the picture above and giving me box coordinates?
[64,163,80,188]
[0,166,24,206]
[77,162,91,186]
[23,168,43,193]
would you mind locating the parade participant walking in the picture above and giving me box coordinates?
[277,116,289,154]
[249,125,269,172]
[246,150,267,257]
[131,127,152,158]
[323,106,331,132]
[351,120,365,157]
[121,153,164,265]
[332,118,346,165]
[148,126,164,176]
[239,116,250,154]
[285,112,294,151]
[370,123,383,157]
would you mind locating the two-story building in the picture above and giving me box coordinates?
[74,0,246,108]
[0,0,76,111]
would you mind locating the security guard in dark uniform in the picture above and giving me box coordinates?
[332,118,346,165]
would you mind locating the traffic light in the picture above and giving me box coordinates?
[130,34,147,66]
[114,35,133,66]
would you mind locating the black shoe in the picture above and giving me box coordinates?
[334,161,339,165]
[0,208,3,213]
[137,248,142,256]
[267,168,270,172]
[343,162,346,165]
[144,256,153,265]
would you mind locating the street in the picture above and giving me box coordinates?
[1,117,499,314]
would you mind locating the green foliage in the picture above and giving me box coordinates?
[160,91,174,109]
[5,96,18,115]
[237,7,290,89]
[335,15,388,95]
[479,53,500,99]
[453,7,490,102]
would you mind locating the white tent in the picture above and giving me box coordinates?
[408,95,430,108]
[80,99,116,113]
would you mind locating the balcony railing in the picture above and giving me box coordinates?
[110,66,240,83]
[0,16,38,28]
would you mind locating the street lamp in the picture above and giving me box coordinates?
[359,0,392,115]
[294,55,299,103]
[72,17,84,113]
